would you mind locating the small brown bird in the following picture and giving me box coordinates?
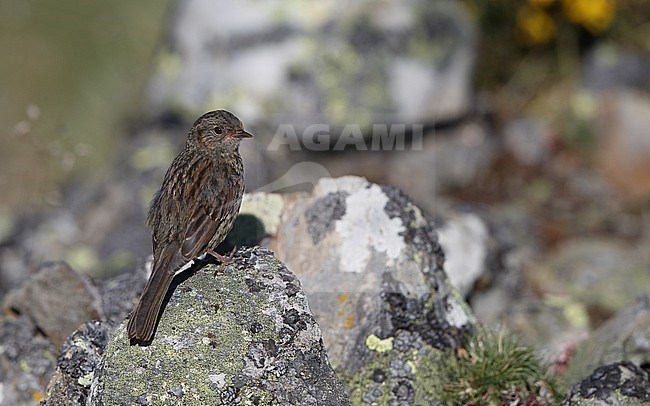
[127,110,252,341]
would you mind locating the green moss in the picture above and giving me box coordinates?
[413,348,446,404]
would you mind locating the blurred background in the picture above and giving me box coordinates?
[1,0,649,355]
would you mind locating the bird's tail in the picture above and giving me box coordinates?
[127,265,175,341]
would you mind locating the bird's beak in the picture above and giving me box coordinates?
[227,130,253,139]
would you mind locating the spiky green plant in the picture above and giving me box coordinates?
[438,330,561,405]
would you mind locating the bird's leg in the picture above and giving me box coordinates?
[206,246,238,275]
[207,246,237,263]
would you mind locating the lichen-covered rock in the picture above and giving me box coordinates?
[42,321,109,405]
[260,177,474,359]
[561,361,650,405]
[241,176,476,403]
[87,247,349,405]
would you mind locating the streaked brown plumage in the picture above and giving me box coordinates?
[127,110,252,342]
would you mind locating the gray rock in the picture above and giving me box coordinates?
[527,238,650,316]
[561,361,650,405]
[87,247,349,405]
[2,261,104,348]
[564,295,650,387]
[0,262,107,405]
[503,118,553,166]
[472,237,650,355]
[436,209,489,296]
[0,315,57,406]
[42,321,110,406]
[468,203,537,327]
[98,258,149,323]
[147,0,475,129]
[583,44,650,92]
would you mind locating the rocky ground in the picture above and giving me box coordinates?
[1,176,648,404]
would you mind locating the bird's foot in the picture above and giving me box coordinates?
[207,247,238,275]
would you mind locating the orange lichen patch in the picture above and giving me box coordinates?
[335,292,355,328]
[345,314,355,329]
[33,391,45,402]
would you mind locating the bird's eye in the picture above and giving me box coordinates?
[213,126,223,134]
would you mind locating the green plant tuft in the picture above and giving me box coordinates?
[438,329,562,405]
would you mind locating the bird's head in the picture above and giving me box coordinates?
[188,110,252,155]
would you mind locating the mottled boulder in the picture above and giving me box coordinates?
[240,176,476,403]
[87,247,349,405]
[561,361,650,405]
[243,177,475,360]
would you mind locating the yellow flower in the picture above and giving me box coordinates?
[517,5,556,46]
[562,0,616,33]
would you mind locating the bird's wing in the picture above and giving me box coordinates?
[148,202,221,278]
[180,204,223,259]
